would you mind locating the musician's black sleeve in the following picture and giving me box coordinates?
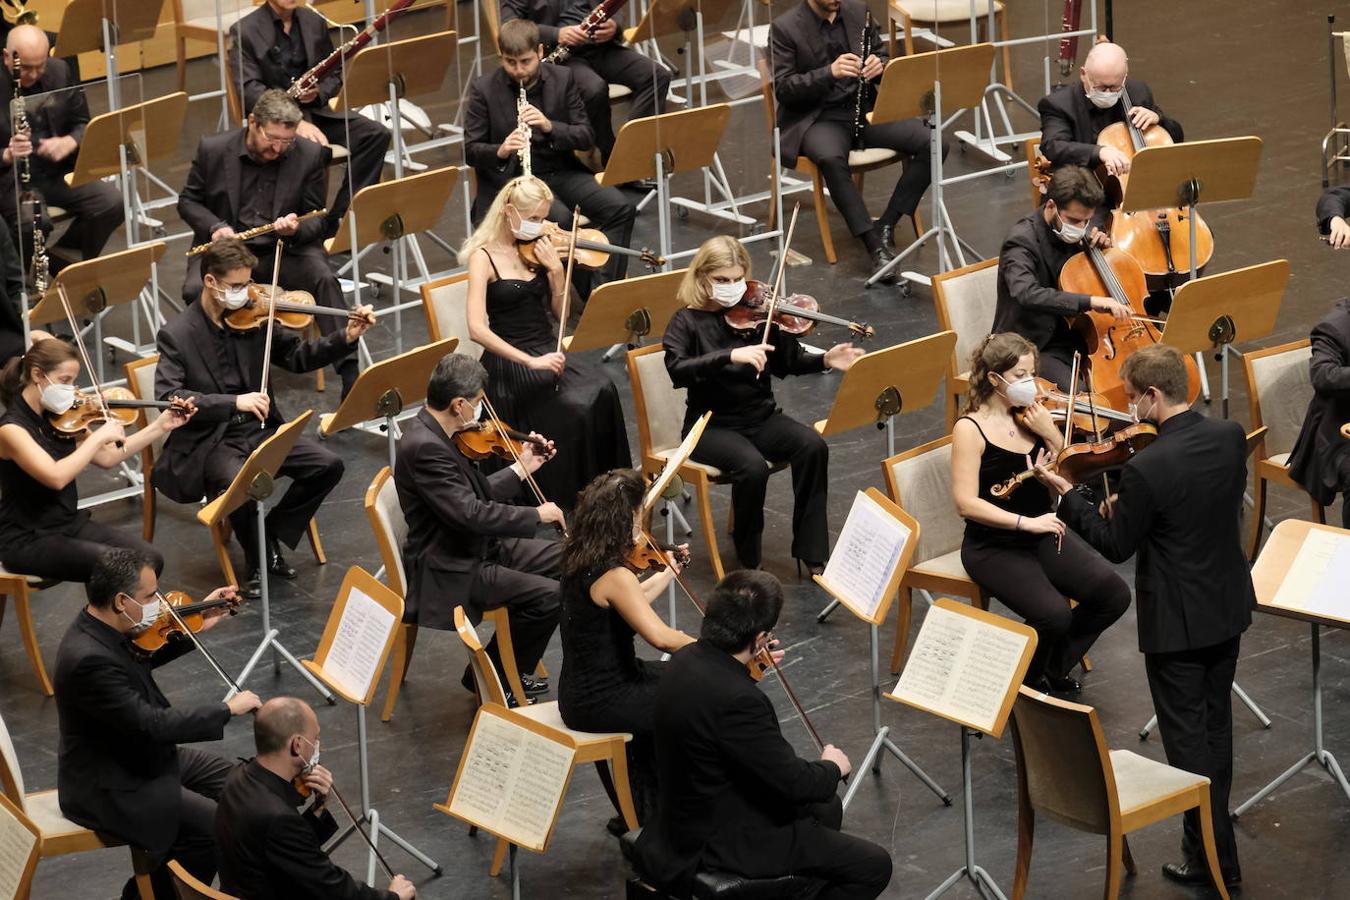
[500,0,563,46]
[1317,187,1350,234]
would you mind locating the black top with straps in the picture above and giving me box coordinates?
[0,395,88,547]
[959,415,1050,548]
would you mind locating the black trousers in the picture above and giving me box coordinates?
[798,113,941,238]
[690,412,829,569]
[961,530,1131,681]
[1144,635,1242,877]
[1,518,163,582]
[312,111,391,232]
[469,536,562,679]
[201,430,345,569]
[4,173,123,265]
[565,44,672,160]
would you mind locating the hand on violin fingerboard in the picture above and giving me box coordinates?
[345,305,376,343]
[516,432,556,472]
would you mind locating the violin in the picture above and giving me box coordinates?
[452,419,553,462]
[132,590,243,653]
[223,284,375,333]
[517,220,665,271]
[48,387,196,438]
[1016,377,1133,439]
[723,280,875,340]
[990,421,1158,499]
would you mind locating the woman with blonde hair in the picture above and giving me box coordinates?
[662,235,863,573]
[461,175,631,507]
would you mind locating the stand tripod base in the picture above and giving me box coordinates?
[330,806,444,883]
[841,724,952,811]
[1138,680,1271,740]
[926,863,1006,900]
[230,627,335,705]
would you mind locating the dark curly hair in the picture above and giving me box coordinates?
[561,469,645,580]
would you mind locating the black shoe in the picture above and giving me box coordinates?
[1024,674,1079,698]
[242,570,262,600]
[606,814,628,837]
[869,247,897,285]
[1162,861,1241,888]
[268,542,296,579]
[795,558,825,578]
[878,222,896,250]
[1046,673,1082,694]
[623,177,658,192]
[520,674,550,697]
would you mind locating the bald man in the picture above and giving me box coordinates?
[0,25,122,271]
[215,697,416,900]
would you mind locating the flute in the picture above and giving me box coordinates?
[185,209,327,257]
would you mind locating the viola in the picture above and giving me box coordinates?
[223,284,375,333]
[132,590,242,653]
[990,422,1158,499]
[452,419,553,462]
[48,387,195,438]
[723,279,875,340]
[517,220,665,272]
[624,540,690,575]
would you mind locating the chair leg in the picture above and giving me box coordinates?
[691,474,726,581]
[143,482,157,542]
[1245,477,1268,561]
[1104,831,1124,900]
[535,660,549,678]
[12,583,53,696]
[307,518,327,565]
[1011,805,1033,900]
[997,9,1013,88]
[486,608,530,708]
[380,624,417,722]
[1195,788,1231,900]
[129,846,155,900]
[489,838,510,877]
[887,16,897,59]
[810,170,838,265]
[175,36,188,94]
[1121,834,1136,876]
[889,588,914,674]
[210,521,238,587]
[903,14,916,58]
[1313,499,1327,525]
[605,742,640,830]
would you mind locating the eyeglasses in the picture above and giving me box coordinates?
[258,131,296,150]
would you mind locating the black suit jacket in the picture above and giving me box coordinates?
[499,0,587,48]
[228,4,343,119]
[463,65,593,194]
[769,0,885,168]
[393,408,540,629]
[177,127,329,248]
[152,301,354,504]
[1059,410,1254,655]
[1037,78,1181,169]
[54,610,232,855]
[216,759,396,900]
[1316,186,1350,234]
[1289,299,1350,504]
[633,641,843,894]
[992,211,1094,351]
[0,58,87,180]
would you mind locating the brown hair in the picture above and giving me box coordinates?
[676,236,751,309]
[498,19,540,57]
[0,336,79,405]
[1047,165,1105,211]
[561,469,645,580]
[964,332,1038,413]
[1121,344,1190,404]
[251,89,302,128]
[203,237,257,281]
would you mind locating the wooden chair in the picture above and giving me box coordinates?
[172,0,261,94]
[932,258,999,429]
[0,791,40,899]
[887,0,1012,88]
[0,566,56,696]
[1022,138,1050,210]
[626,344,787,580]
[167,860,239,900]
[420,271,485,359]
[1009,687,1230,900]
[0,709,155,899]
[440,605,639,878]
[1243,339,1324,559]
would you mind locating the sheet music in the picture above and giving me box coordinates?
[0,804,35,900]
[891,604,1030,735]
[322,587,396,700]
[449,709,576,851]
[1270,528,1350,622]
[819,491,911,620]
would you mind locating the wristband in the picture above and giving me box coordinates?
[1014,515,1021,531]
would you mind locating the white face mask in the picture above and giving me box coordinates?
[998,374,1038,408]
[1087,88,1122,109]
[1129,392,1156,424]
[38,378,76,415]
[298,736,321,773]
[508,206,545,241]
[119,593,161,633]
[1053,213,1088,245]
[710,279,747,307]
[217,283,251,310]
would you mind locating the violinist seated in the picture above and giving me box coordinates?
[1289,297,1350,530]
[0,335,193,583]
[228,0,392,239]
[215,697,417,900]
[950,332,1130,695]
[1315,183,1350,249]
[463,19,637,290]
[153,238,372,600]
[663,236,864,573]
[559,470,695,826]
[1037,40,1183,178]
[992,165,1134,392]
[178,89,360,398]
[54,548,262,900]
[394,352,565,701]
[632,570,892,899]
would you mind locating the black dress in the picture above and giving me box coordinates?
[478,250,631,507]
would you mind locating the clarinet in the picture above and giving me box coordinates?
[542,0,631,64]
[851,11,873,151]
[9,58,43,293]
[516,83,532,176]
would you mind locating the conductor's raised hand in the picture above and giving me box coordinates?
[860,54,883,81]
[821,744,852,778]
[345,304,375,342]
[528,351,566,376]
[824,342,865,372]
[299,763,333,800]
[389,875,417,900]
[730,343,774,373]
[236,391,270,422]
[830,52,862,80]
[226,690,261,716]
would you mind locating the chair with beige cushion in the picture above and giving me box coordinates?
[168,859,240,900]
[887,0,1012,88]
[932,258,998,429]
[1009,687,1230,900]
[420,272,485,360]
[1243,339,1324,559]
[172,0,261,94]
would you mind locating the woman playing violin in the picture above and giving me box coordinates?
[951,332,1129,694]
[0,336,194,582]
[662,236,864,573]
[463,176,631,508]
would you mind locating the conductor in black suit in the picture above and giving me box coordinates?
[154,238,372,597]
[1034,344,1250,891]
[216,696,416,900]
[228,0,391,237]
[394,352,565,697]
[634,570,892,899]
[1289,298,1350,527]
[178,89,360,397]
[54,548,262,900]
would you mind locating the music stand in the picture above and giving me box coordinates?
[641,411,711,627]
[324,166,460,354]
[867,44,996,289]
[563,269,686,360]
[0,791,40,900]
[52,0,164,110]
[1158,260,1289,419]
[197,410,335,704]
[302,566,443,881]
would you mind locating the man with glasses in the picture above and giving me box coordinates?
[178,88,360,397]
[54,547,261,900]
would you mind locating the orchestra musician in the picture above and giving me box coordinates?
[394,352,565,699]
[559,469,694,824]
[662,236,864,573]
[1033,345,1249,890]
[177,88,360,398]
[770,0,943,284]
[463,175,632,507]
[463,19,637,288]
[992,165,1133,391]
[0,336,190,582]
[1316,183,1350,249]
[153,238,372,598]
[633,570,892,899]
[499,0,672,164]
[215,696,417,900]
[951,332,1130,694]
[0,25,122,273]
[228,0,392,238]
[54,548,262,900]
[1288,298,1350,529]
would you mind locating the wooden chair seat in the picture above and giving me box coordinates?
[515,700,632,749]
[1108,750,1210,827]
[887,0,1010,90]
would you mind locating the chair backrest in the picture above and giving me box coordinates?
[1244,339,1313,459]
[1009,687,1117,835]
[1022,138,1049,210]
[625,345,687,460]
[124,355,167,463]
[883,436,962,566]
[454,606,510,707]
[168,859,239,900]
[481,0,501,49]
[364,467,408,596]
[420,272,484,360]
[0,707,26,807]
[932,258,999,387]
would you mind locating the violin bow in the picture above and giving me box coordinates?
[54,283,122,449]
[160,595,245,695]
[554,206,580,356]
[324,781,397,880]
[481,396,566,535]
[1082,363,1113,506]
[256,241,285,427]
[759,204,801,349]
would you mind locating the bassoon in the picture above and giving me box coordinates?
[287,0,418,99]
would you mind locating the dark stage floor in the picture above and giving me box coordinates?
[4,0,1350,897]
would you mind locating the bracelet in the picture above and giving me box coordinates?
[1014,515,1022,531]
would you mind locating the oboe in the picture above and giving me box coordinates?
[851,11,873,151]
[9,57,43,293]
[516,83,533,176]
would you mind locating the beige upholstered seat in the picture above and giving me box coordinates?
[420,272,486,360]
[1243,339,1323,559]
[887,0,1011,90]
[0,565,55,695]
[1009,688,1230,900]
[932,258,999,428]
